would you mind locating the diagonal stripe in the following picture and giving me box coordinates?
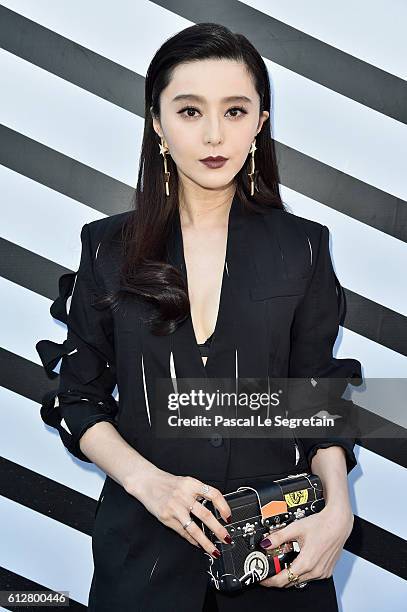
[0,125,132,216]
[150,0,407,124]
[347,516,407,580]
[0,457,95,536]
[1,240,406,358]
[0,566,86,610]
[0,5,145,116]
[1,124,405,243]
[0,345,406,470]
[342,288,407,357]
[0,457,405,580]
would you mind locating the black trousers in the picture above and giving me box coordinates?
[201,575,339,611]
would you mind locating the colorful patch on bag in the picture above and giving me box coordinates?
[260,500,288,519]
[284,488,308,507]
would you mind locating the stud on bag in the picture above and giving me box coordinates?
[201,471,324,592]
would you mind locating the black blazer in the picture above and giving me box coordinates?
[36,193,362,611]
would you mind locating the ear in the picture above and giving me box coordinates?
[257,110,270,134]
[151,109,163,139]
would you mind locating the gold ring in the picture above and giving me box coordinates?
[287,564,300,583]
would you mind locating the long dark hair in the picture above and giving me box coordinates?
[103,22,285,335]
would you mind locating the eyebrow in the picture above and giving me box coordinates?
[171,94,253,104]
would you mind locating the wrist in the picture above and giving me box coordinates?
[123,460,162,500]
[324,499,353,523]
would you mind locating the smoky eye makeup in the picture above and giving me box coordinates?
[176,106,249,118]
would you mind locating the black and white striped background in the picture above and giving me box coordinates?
[0,1,406,610]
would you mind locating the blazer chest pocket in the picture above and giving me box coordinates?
[250,277,309,301]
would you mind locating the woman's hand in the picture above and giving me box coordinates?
[258,505,354,588]
[126,466,232,559]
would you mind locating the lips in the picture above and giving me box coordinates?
[199,156,228,169]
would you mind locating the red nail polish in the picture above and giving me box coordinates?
[226,515,232,523]
[224,534,232,544]
[212,548,221,558]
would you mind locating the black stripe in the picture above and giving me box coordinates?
[0,457,405,580]
[0,238,70,300]
[0,565,86,610]
[342,287,407,357]
[2,3,405,125]
[1,240,406,358]
[278,142,407,243]
[1,7,406,241]
[0,343,406,469]
[347,516,407,580]
[150,0,407,124]
[0,125,132,216]
[1,124,406,243]
[0,5,144,116]
[0,457,96,536]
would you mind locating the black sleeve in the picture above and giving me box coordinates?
[36,222,118,462]
[288,224,362,475]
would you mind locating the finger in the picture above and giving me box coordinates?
[191,500,231,545]
[169,519,201,549]
[175,510,222,558]
[259,521,301,550]
[191,479,231,522]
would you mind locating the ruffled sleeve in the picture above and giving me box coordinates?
[36,222,118,462]
[288,224,362,475]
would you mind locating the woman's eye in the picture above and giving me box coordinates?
[177,106,247,119]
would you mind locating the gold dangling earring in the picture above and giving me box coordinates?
[159,137,170,196]
[248,138,258,196]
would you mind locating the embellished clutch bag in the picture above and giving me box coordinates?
[200,472,325,592]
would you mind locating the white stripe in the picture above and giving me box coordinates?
[335,326,407,379]
[335,548,407,611]
[0,3,405,199]
[141,353,151,427]
[0,49,143,186]
[242,0,407,80]
[350,445,407,540]
[0,166,106,269]
[0,387,106,499]
[283,186,407,317]
[169,350,180,419]
[60,418,71,435]
[306,236,312,266]
[0,495,93,606]
[264,55,407,201]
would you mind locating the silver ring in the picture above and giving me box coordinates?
[183,518,194,530]
[201,484,210,495]
[294,581,308,588]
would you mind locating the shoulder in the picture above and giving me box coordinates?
[86,210,133,244]
[83,211,133,289]
[263,207,326,241]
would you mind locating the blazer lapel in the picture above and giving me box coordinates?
[166,192,276,381]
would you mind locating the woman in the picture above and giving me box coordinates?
[36,23,362,611]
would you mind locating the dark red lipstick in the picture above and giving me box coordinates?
[199,156,228,169]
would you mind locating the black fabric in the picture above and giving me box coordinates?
[288,225,362,474]
[36,196,361,611]
[197,330,215,357]
[36,223,118,462]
